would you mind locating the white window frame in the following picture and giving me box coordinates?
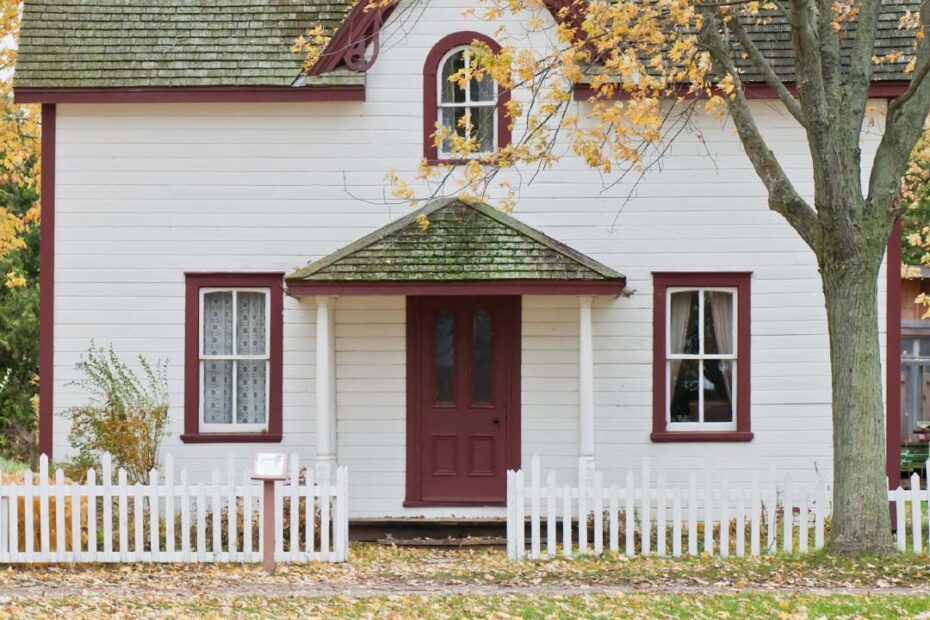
[665,286,738,432]
[199,287,271,433]
[437,45,498,158]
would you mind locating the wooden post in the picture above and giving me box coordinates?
[262,480,274,572]
[578,296,595,480]
[315,296,337,481]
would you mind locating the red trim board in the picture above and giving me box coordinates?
[38,104,55,459]
[15,85,365,105]
[286,279,624,297]
[887,219,902,487]
[181,272,285,444]
[651,272,753,442]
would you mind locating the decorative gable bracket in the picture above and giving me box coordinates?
[309,1,398,76]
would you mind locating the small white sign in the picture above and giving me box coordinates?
[252,452,288,480]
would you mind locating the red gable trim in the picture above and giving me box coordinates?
[14,85,365,105]
[308,1,398,76]
[574,80,910,101]
[38,103,55,459]
[286,279,624,296]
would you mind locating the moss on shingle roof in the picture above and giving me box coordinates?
[287,198,626,283]
[15,0,357,88]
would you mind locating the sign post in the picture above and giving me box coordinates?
[251,452,288,572]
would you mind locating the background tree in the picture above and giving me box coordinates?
[303,0,930,554]
[0,0,41,462]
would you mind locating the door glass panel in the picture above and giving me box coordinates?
[473,309,492,403]
[435,310,454,403]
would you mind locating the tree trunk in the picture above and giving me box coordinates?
[820,243,894,555]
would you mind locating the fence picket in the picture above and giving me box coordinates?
[562,483,572,559]
[672,488,682,557]
[149,469,160,562]
[625,472,634,557]
[735,491,745,558]
[782,489,793,554]
[289,455,299,560]
[750,474,761,557]
[546,471,557,558]
[54,468,65,561]
[719,485,729,559]
[593,472,603,555]
[39,456,49,561]
[799,490,809,554]
[9,477,17,559]
[196,483,206,562]
[86,468,96,561]
[578,462,587,555]
[70,481,80,561]
[133,481,144,562]
[181,469,191,562]
[165,455,175,560]
[320,478,330,562]
[814,482,826,550]
[608,485,618,554]
[531,457,541,560]
[911,473,923,554]
[102,454,112,562]
[515,470,525,560]
[24,466,33,560]
[641,459,650,556]
[688,472,697,556]
[118,469,128,562]
[244,470,254,560]
[703,469,713,555]
[656,473,666,557]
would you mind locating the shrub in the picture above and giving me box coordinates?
[66,344,169,484]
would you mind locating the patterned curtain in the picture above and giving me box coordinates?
[236,292,267,424]
[203,292,233,424]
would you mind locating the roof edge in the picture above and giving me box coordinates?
[13,84,365,105]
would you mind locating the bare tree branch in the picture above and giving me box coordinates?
[701,8,821,249]
[841,0,884,139]
[787,0,830,132]
[724,15,806,125]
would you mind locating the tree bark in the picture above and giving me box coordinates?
[819,238,893,555]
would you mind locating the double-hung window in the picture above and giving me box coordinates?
[437,46,497,158]
[200,288,270,432]
[183,273,283,443]
[652,273,752,441]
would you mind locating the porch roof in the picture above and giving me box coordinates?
[286,198,625,296]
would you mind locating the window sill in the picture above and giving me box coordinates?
[180,433,283,444]
[650,431,754,443]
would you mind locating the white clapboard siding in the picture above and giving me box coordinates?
[0,453,348,564]
[508,456,842,561]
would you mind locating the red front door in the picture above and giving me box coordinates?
[406,296,521,505]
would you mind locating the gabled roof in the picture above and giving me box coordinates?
[287,198,625,288]
[15,0,358,89]
[14,0,917,92]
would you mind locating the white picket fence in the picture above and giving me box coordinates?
[507,456,832,560]
[0,453,349,563]
[890,463,930,554]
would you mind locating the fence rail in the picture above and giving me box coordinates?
[507,456,832,560]
[0,453,348,564]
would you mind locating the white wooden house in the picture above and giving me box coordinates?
[14,0,910,519]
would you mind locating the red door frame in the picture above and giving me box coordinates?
[404,295,521,506]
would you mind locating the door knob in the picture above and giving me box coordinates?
[491,416,501,425]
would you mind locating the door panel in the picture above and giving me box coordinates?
[406,296,520,504]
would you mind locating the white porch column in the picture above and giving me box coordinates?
[579,295,596,479]
[315,295,337,481]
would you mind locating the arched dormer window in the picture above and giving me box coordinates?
[423,32,511,164]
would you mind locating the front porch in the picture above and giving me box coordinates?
[286,198,625,516]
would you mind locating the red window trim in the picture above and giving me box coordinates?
[182,272,284,444]
[422,31,512,165]
[651,272,753,442]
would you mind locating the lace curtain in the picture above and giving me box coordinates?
[202,290,267,426]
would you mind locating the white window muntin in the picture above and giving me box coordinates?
[665,286,738,431]
[199,287,271,433]
[437,45,498,158]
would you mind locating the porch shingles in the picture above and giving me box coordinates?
[287,198,625,285]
